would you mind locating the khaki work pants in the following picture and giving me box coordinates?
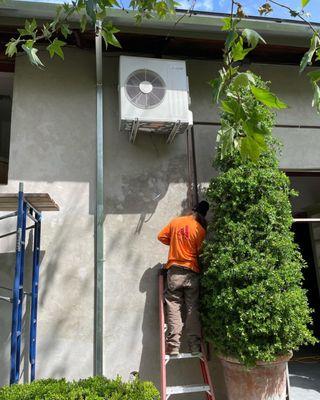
[165,265,201,350]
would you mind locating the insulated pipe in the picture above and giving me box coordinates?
[190,126,199,205]
[94,20,104,376]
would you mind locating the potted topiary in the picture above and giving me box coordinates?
[201,74,317,400]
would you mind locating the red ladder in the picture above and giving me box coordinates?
[159,269,215,400]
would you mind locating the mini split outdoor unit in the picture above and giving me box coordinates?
[119,56,193,143]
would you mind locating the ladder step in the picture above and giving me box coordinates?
[0,295,12,303]
[166,384,211,395]
[165,352,203,361]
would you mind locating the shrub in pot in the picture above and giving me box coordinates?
[201,75,316,400]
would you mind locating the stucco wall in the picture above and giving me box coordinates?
[0,48,96,385]
[0,48,320,400]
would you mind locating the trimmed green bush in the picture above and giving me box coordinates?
[201,75,316,366]
[0,376,159,400]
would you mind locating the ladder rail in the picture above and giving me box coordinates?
[29,213,41,382]
[159,267,215,400]
[10,183,25,384]
[15,199,27,384]
[200,341,216,400]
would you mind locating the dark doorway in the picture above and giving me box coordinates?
[292,221,320,355]
[289,174,320,355]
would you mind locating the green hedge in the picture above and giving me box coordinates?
[0,376,159,400]
[201,74,316,366]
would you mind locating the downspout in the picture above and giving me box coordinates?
[94,20,104,376]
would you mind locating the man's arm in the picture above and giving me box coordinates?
[196,228,206,254]
[158,222,171,246]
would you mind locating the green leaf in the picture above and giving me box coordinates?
[210,77,224,104]
[96,9,107,20]
[232,39,252,62]
[242,119,269,137]
[21,44,44,67]
[103,21,120,34]
[86,0,97,23]
[240,133,267,161]
[221,17,232,31]
[46,38,66,59]
[26,19,37,34]
[80,15,88,32]
[18,19,37,37]
[232,73,254,89]
[17,28,28,37]
[300,33,319,73]
[217,123,236,159]
[226,31,238,50]
[242,29,266,49]
[307,70,320,83]
[300,50,314,73]
[61,23,72,39]
[221,99,237,114]
[42,23,51,38]
[301,0,311,7]
[251,86,288,109]
[49,20,58,31]
[101,28,121,48]
[221,98,246,120]
[56,4,63,16]
[312,83,320,113]
[5,39,18,57]
[63,3,71,12]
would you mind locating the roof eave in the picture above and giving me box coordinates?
[0,0,316,43]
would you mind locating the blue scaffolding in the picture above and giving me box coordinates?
[0,183,59,384]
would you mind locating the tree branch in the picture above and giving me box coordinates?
[267,0,319,37]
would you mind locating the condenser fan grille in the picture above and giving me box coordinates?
[125,69,166,109]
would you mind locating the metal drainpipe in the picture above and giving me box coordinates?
[94,20,104,376]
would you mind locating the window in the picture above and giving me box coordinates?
[0,72,13,185]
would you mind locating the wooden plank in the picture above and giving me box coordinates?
[0,193,59,212]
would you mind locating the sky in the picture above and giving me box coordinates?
[178,0,320,22]
[25,0,320,23]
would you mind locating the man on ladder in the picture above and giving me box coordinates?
[158,201,209,356]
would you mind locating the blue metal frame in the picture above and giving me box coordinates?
[0,183,43,385]
[10,182,26,384]
[29,211,41,382]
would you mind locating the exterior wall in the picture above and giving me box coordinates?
[0,48,96,384]
[188,60,320,177]
[0,48,320,400]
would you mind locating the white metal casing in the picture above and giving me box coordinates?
[119,56,193,139]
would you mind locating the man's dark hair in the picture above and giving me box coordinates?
[192,201,209,229]
[192,201,209,217]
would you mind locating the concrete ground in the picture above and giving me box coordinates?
[289,361,320,400]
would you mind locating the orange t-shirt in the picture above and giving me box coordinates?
[157,215,206,273]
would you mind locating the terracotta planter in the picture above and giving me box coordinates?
[219,353,292,400]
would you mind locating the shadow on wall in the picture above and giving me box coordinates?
[105,136,190,235]
[138,263,162,386]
